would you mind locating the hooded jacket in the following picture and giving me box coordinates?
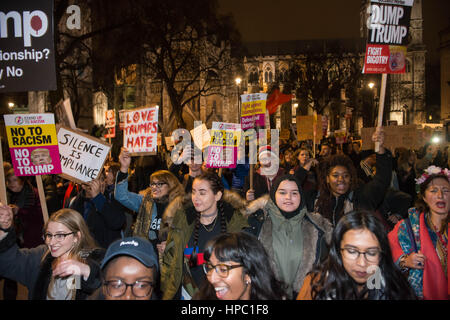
[246,194,333,298]
[160,190,250,300]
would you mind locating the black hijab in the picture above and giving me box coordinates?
[269,174,305,219]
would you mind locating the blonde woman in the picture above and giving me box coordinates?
[115,148,184,254]
[0,207,103,300]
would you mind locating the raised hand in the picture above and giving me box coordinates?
[0,203,13,231]
[119,147,131,173]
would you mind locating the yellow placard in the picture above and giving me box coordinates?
[6,124,58,148]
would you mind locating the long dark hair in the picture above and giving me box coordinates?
[309,210,416,300]
[199,232,286,300]
[189,172,227,267]
[415,173,450,232]
[315,155,358,221]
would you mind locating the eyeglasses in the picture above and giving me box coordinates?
[150,182,167,188]
[43,232,74,242]
[203,263,243,278]
[341,247,381,263]
[103,280,153,298]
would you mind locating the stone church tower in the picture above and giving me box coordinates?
[361,0,426,125]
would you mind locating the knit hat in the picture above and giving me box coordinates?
[258,145,279,176]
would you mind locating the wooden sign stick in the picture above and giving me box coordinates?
[0,139,7,205]
[36,175,49,223]
[250,164,254,191]
[375,73,387,152]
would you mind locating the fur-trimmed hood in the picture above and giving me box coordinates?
[162,189,248,228]
[246,194,332,236]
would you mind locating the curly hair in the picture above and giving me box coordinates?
[315,154,358,221]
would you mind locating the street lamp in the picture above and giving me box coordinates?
[368,82,375,89]
[8,102,15,109]
[235,77,242,122]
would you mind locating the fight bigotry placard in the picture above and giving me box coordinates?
[363,0,414,74]
[240,93,267,130]
[123,106,159,155]
[57,126,111,184]
[0,0,57,92]
[206,122,241,169]
[4,113,61,176]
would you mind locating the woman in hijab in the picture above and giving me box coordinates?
[246,174,333,299]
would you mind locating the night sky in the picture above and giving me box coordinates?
[218,0,450,64]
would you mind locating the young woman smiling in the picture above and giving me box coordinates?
[194,232,286,300]
[160,172,249,300]
[307,129,392,228]
[0,207,103,300]
[298,211,416,300]
[246,174,333,299]
[389,166,449,300]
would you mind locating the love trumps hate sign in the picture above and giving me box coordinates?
[123,106,159,156]
[4,113,62,176]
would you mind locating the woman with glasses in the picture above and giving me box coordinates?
[115,147,184,255]
[297,211,416,300]
[160,172,249,300]
[194,232,286,300]
[0,206,103,300]
[99,236,159,300]
[388,166,449,300]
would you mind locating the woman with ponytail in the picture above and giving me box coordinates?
[160,172,249,300]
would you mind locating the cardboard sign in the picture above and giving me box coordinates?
[0,0,57,92]
[363,0,414,74]
[361,125,422,151]
[57,126,111,184]
[334,129,346,144]
[280,129,290,141]
[240,93,267,130]
[206,122,241,169]
[4,113,62,176]
[296,115,323,141]
[190,123,211,150]
[54,98,76,129]
[123,106,158,156]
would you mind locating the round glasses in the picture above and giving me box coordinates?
[103,280,153,298]
[43,232,74,242]
[341,247,381,263]
[203,263,243,278]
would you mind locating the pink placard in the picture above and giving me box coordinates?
[10,145,62,176]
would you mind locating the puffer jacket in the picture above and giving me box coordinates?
[160,190,250,300]
[246,195,333,297]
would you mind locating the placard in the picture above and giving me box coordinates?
[104,109,116,138]
[363,0,414,74]
[0,0,57,92]
[4,113,62,176]
[190,123,211,150]
[240,93,267,130]
[361,125,422,151]
[206,122,241,169]
[54,98,76,129]
[296,115,323,141]
[57,126,111,184]
[123,106,158,156]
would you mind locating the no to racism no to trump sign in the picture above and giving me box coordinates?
[4,113,62,176]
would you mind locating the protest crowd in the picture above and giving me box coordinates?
[0,121,448,301]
